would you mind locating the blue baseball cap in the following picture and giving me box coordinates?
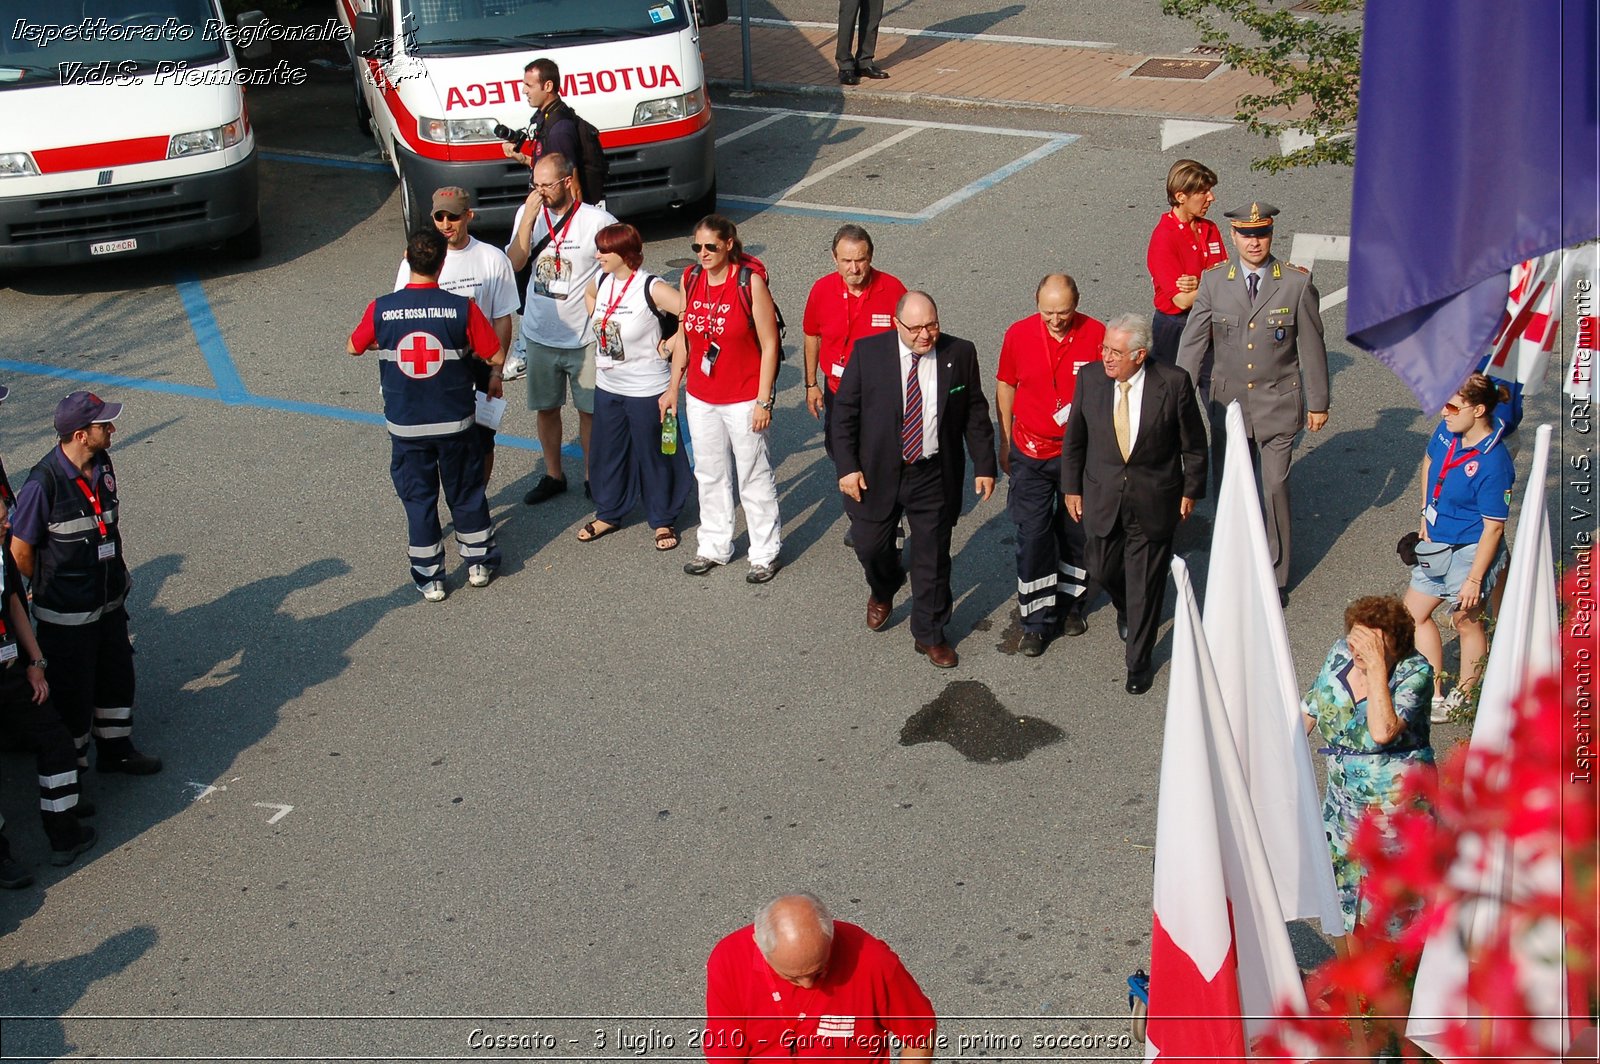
[54,390,123,436]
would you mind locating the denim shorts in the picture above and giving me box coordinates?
[1409,538,1507,606]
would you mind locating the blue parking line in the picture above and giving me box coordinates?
[261,149,394,174]
[176,274,247,403]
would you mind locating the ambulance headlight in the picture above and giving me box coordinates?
[0,152,39,177]
[633,88,704,125]
[168,117,246,158]
[418,117,502,144]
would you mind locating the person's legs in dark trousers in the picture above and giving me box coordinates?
[0,666,90,854]
[821,384,835,463]
[36,620,94,768]
[1086,517,1128,636]
[391,437,446,588]
[1149,310,1187,365]
[437,431,500,572]
[630,392,692,530]
[854,0,883,66]
[1009,451,1063,634]
[1256,430,1294,590]
[588,387,638,526]
[899,459,951,645]
[1059,493,1094,623]
[1119,508,1175,675]
[850,505,906,606]
[88,608,140,763]
[835,0,864,70]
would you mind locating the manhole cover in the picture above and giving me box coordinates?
[1130,57,1221,80]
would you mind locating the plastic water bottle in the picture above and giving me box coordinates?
[661,411,679,455]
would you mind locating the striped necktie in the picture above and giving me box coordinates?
[902,353,924,462]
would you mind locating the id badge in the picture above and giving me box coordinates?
[546,278,570,301]
[597,320,623,361]
[98,541,117,561]
[1424,504,1438,525]
[830,362,844,379]
[0,643,16,664]
[1052,403,1072,427]
[700,341,721,377]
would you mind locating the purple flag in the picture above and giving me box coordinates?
[1347,0,1599,412]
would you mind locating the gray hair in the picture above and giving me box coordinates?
[1105,312,1152,354]
[753,893,834,955]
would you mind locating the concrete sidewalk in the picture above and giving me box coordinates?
[703,19,1272,120]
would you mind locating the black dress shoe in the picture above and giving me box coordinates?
[859,64,890,79]
[99,747,162,775]
[0,851,32,889]
[1061,612,1088,638]
[1125,668,1155,695]
[1117,616,1129,642]
[838,68,859,85]
[1019,631,1048,657]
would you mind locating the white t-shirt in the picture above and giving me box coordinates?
[507,201,617,348]
[393,236,518,323]
[592,271,672,397]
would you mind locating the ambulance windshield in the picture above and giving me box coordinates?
[0,0,228,87]
[399,0,689,55]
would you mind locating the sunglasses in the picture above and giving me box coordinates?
[433,210,462,222]
[1442,401,1463,414]
[690,242,723,253]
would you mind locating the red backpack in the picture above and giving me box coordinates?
[683,254,788,358]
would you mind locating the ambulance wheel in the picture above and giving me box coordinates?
[224,217,262,260]
[1130,997,1147,1043]
[399,165,427,234]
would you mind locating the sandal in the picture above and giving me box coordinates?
[654,527,679,551]
[577,519,619,543]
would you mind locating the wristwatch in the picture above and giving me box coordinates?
[28,658,46,670]
[757,397,775,411]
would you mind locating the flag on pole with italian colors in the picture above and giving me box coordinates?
[1145,559,1307,1061]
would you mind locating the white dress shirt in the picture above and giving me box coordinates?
[898,336,940,459]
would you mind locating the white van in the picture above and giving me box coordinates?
[337,0,726,231]
[0,0,262,267]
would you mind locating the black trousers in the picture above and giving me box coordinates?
[850,457,951,644]
[37,607,137,767]
[1086,504,1174,674]
[835,0,884,66]
[1008,450,1092,633]
[0,663,82,836]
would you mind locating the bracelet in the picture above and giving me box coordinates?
[805,382,818,389]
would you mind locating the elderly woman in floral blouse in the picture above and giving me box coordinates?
[1302,594,1435,938]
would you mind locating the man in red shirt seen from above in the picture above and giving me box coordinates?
[996,273,1107,658]
[705,893,935,1064]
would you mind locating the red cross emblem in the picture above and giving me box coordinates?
[396,332,444,379]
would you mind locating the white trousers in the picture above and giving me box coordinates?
[686,395,783,566]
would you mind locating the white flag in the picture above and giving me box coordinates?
[1203,403,1344,932]
[1483,252,1561,393]
[1407,424,1567,1060]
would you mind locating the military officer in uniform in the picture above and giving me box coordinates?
[1176,202,1328,599]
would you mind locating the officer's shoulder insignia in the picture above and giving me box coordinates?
[1286,262,1309,274]
[1204,260,1230,272]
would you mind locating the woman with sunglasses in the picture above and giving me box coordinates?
[576,222,692,551]
[1403,373,1514,722]
[667,215,784,583]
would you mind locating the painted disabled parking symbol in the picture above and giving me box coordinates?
[395,332,444,378]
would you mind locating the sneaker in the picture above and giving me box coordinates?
[746,561,780,584]
[523,474,568,505]
[501,338,528,381]
[98,746,162,775]
[683,556,720,576]
[0,852,32,889]
[1431,688,1467,724]
[48,823,95,867]
[421,581,447,603]
[467,565,493,588]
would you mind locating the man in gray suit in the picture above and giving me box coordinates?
[1176,202,1328,600]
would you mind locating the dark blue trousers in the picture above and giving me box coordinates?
[390,431,498,587]
[1008,450,1092,634]
[589,387,693,529]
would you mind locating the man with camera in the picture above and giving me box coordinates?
[502,59,582,174]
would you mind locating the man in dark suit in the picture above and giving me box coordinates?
[831,291,998,668]
[1062,313,1207,694]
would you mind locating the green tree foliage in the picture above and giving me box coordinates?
[1162,0,1362,173]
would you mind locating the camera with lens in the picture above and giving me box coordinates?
[493,122,534,157]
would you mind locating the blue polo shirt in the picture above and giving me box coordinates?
[1424,421,1514,544]
[10,446,100,548]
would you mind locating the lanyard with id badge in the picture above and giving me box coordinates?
[1424,437,1479,528]
[693,270,738,377]
[594,271,635,363]
[75,474,117,562]
[532,205,577,301]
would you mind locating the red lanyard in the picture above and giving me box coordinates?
[541,204,577,266]
[73,474,108,536]
[1430,437,1479,502]
[1037,314,1075,408]
[597,271,636,334]
[840,274,871,338]
[693,268,739,344]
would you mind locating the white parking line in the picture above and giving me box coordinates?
[769,126,922,200]
[746,16,1116,50]
[718,103,1069,139]
[714,111,789,147]
[1289,233,1351,314]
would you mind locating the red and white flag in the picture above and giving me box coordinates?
[1204,403,1344,934]
[1564,243,1598,402]
[1483,252,1561,392]
[1145,560,1307,1061]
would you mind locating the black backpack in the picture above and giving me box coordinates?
[551,101,609,206]
[642,276,679,341]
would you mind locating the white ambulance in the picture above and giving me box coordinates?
[0,0,261,267]
[337,0,726,231]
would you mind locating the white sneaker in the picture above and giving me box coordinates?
[420,581,447,602]
[501,337,528,381]
[467,564,492,588]
[1431,688,1466,723]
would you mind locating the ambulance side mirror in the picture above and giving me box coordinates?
[354,11,381,59]
[696,0,728,27]
[235,11,270,60]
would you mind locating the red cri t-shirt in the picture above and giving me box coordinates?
[1146,211,1227,315]
[704,922,936,1064]
[682,266,766,405]
[802,269,907,392]
[997,311,1107,460]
